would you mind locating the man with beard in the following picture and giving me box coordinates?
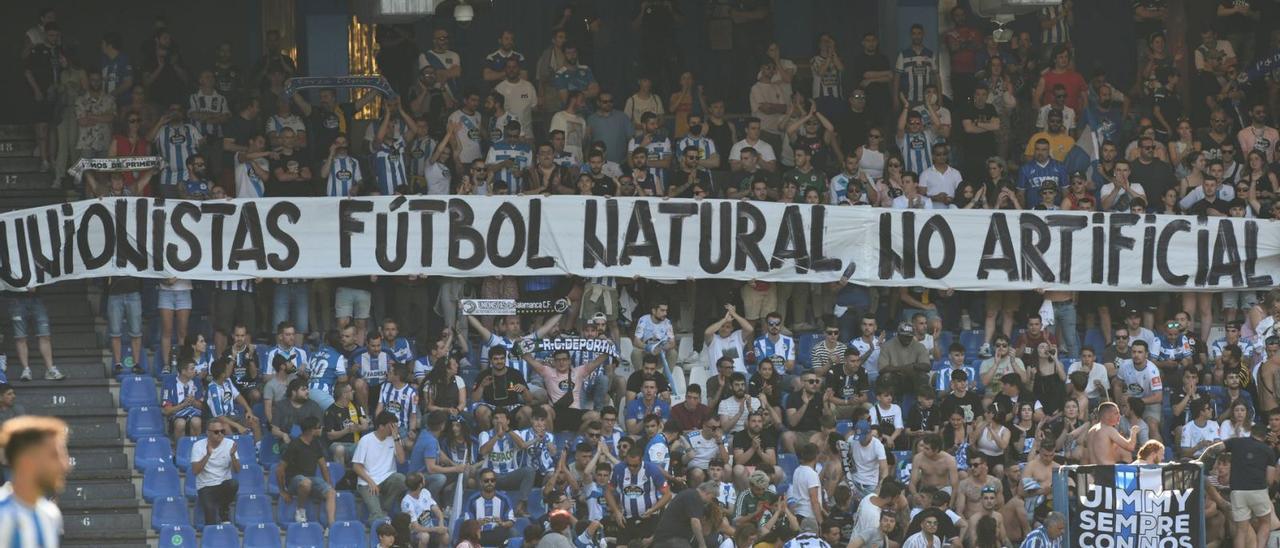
[878,322,931,398]
[731,412,780,487]
[719,373,765,435]
[178,154,214,199]
[271,378,325,447]
[526,349,607,431]
[676,113,721,169]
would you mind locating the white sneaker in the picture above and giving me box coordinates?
[19,368,32,381]
[44,368,65,381]
[295,507,307,523]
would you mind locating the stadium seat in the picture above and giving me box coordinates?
[327,491,360,527]
[238,463,267,496]
[151,496,191,530]
[235,494,274,529]
[327,521,367,548]
[229,434,258,466]
[258,435,280,467]
[127,406,166,440]
[959,330,986,358]
[134,436,173,471]
[326,462,345,486]
[368,518,390,547]
[777,453,799,478]
[184,473,197,501]
[277,497,320,526]
[1083,328,1106,354]
[175,436,200,472]
[507,539,524,548]
[796,333,821,368]
[120,375,158,408]
[142,465,182,503]
[244,522,283,548]
[156,525,196,547]
[267,462,282,497]
[526,491,546,518]
[512,517,531,537]
[937,331,955,353]
[200,524,240,548]
[285,522,325,548]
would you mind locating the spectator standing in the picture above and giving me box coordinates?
[894,24,939,111]
[191,421,240,525]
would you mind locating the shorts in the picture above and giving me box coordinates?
[31,96,54,122]
[107,292,143,338]
[213,290,256,336]
[469,401,526,415]
[288,474,333,497]
[901,307,940,323]
[158,288,193,311]
[1141,402,1162,424]
[1223,291,1260,310]
[580,284,620,322]
[9,296,50,338]
[985,291,1021,310]
[741,284,777,320]
[334,287,371,320]
[1231,488,1274,521]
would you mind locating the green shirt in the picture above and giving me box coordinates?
[782,167,827,195]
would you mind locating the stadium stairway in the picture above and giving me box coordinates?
[1,125,149,547]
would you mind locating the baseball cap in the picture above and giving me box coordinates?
[981,485,998,495]
[853,419,872,443]
[590,312,608,325]
[749,470,771,489]
[897,322,915,336]
[1070,170,1086,180]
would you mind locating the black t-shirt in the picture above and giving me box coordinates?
[1129,158,1178,204]
[106,276,142,296]
[732,429,779,466]
[836,110,871,154]
[281,437,327,479]
[269,149,316,197]
[785,391,824,431]
[626,371,671,395]
[653,488,706,541]
[939,391,984,424]
[475,368,529,407]
[222,115,257,165]
[749,373,784,408]
[824,367,869,402]
[1226,436,1274,491]
[323,403,359,444]
[906,403,941,433]
[959,102,999,162]
[851,51,893,120]
[306,103,357,152]
[669,168,716,198]
[589,174,615,196]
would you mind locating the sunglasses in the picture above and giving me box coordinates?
[767,320,781,326]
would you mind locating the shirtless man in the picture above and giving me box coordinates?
[1085,402,1141,464]
[956,454,1003,518]
[909,434,960,507]
[966,486,1011,547]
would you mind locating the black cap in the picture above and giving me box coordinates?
[1071,170,1087,180]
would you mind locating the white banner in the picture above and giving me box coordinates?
[0,196,1276,292]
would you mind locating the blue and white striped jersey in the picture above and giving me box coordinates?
[306,345,348,395]
[485,141,532,194]
[385,337,415,364]
[675,136,717,163]
[214,280,255,292]
[265,345,308,376]
[627,135,673,189]
[478,430,522,474]
[326,155,363,198]
[584,481,607,520]
[353,349,394,386]
[206,379,242,418]
[487,111,518,144]
[1040,6,1070,45]
[162,376,204,418]
[378,382,419,428]
[518,428,557,473]
[373,138,408,195]
[753,334,797,374]
[895,47,937,104]
[405,136,437,185]
[0,485,62,548]
[235,155,268,199]
[898,130,936,175]
[188,90,229,139]
[463,492,515,531]
[610,462,666,519]
[153,123,204,187]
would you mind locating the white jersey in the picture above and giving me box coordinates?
[235,155,269,199]
[400,489,439,527]
[1117,360,1162,399]
[0,485,62,548]
[448,110,483,163]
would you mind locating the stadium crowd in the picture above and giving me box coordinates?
[9,1,1280,547]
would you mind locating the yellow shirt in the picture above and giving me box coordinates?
[1024,132,1076,162]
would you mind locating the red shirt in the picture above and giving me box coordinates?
[946,25,982,74]
[670,402,711,433]
[1039,69,1088,112]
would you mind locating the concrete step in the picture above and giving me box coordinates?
[68,449,132,474]
[65,416,126,445]
[0,125,34,140]
[62,479,138,503]
[63,511,147,541]
[16,383,115,413]
[0,140,36,158]
[0,157,44,174]
[0,185,64,208]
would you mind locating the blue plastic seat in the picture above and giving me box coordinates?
[1083,328,1106,354]
[235,494,274,529]
[151,496,191,530]
[285,522,325,548]
[507,538,524,548]
[327,491,360,527]
[328,521,367,548]
[937,331,955,353]
[244,522,283,548]
[120,375,159,408]
[156,524,196,547]
[959,330,986,358]
[134,436,173,471]
[258,435,280,467]
[276,497,320,526]
[327,461,344,485]
[142,466,182,503]
[127,406,165,440]
[184,473,197,501]
[512,517,530,537]
[200,524,240,548]
[229,434,258,466]
[175,436,200,472]
[777,453,799,478]
[267,462,282,498]
[795,333,821,368]
[237,463,267,496]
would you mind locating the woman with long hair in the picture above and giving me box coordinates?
[749,360,785,427]
[974,515,1002,548]
[942,410,971,463]
[176,332,213,381]
[981,56,1018,159]
[423,355,467,418]
[1051,398,1088,463]
[1219,399,1254,439]
[1031,343,1067,416]
[1177,150,1207,197]
[1239,149,1277,206]
[853,128,887,182]
[454,520,482,548]
[668,71,706,137]
[108,108,154,196]
[1008,402,1039,465]
[880,155,904,198]
[972,404,1011,476]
